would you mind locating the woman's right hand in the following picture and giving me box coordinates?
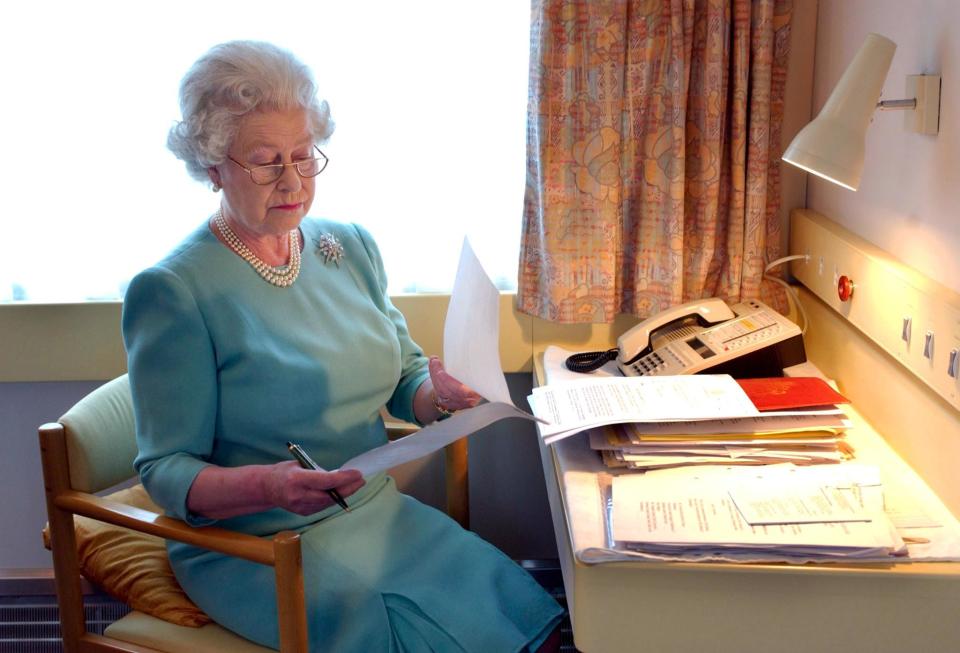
[263,461,365,515]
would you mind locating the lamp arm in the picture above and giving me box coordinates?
[876,98,918,111]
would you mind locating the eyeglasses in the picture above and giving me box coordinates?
[227,145,329,185]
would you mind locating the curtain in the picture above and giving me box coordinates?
[518,0,793,323]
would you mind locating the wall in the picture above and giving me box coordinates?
[779,0,818,251]
[782,1,960,514]
[2,381,102,569]
[797,284,960,514]
[805,0,960,294]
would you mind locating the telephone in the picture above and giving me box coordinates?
[566,298,806,378]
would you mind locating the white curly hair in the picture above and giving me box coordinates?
[167,40,334,185]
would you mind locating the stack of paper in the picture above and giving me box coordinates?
[528,374,765,444]
[551,419,960,565]
[610,465,907,562]
[529,347,853,471]
[591,412,853,471]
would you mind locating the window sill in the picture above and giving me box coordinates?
[0,295,638,382]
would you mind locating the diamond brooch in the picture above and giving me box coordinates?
[314,233,345,266]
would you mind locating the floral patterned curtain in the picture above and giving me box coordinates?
[518,0,793,323]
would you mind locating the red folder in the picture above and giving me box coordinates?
[735,377,850,411]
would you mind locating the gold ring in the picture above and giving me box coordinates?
[431,391,455,420]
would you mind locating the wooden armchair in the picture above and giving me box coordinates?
[39,374,467,652]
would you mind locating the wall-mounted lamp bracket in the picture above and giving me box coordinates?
[877,98,917,110]
[781,36,941,191]
[876,75,940,134]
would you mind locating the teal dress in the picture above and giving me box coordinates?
[122,218,562,652]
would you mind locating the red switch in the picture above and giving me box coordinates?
[837,275,855,302]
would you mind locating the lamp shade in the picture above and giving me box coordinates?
[782,33,896,191]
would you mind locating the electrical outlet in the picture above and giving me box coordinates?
[924,331,935,361]
[818,256,824,276]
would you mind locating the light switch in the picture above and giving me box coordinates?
[923,331,934,360]
[902,317,912,343]
[949,349,960,379]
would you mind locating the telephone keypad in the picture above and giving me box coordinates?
[632,351,674,376]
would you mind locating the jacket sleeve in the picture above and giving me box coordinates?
[122,266,218,526]
[351,224,430,425]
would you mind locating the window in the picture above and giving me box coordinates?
[0,1,529,301]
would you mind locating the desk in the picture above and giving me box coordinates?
[534,355,960,653]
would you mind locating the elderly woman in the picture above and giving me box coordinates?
[122,41,562,651]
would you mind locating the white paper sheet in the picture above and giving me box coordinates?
[340,402,536,476]
[882,491,942,529]
[728,480,872,525]
[530,375,760,443]
[542,344,621,383]
[611,473,901,552]
[336,237,536,477]
[618,413,851,437]
[443,237,512,405]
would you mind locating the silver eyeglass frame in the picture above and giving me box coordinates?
[227,145,329,185]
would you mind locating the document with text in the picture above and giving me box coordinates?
[529,375,760,444]
[611,468,904,558]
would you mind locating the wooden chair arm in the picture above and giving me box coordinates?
[54,491,277,565]
[55,491,306,650]
[41,422,308,651]
[385,419,420,440]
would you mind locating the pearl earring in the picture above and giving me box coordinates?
[212,183,221,192]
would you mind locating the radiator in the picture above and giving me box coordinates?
[1,563,572,652]
[0,595,130,653]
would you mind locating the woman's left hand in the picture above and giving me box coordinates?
[428,356,482,412]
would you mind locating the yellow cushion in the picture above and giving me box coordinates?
[44,484,212,628]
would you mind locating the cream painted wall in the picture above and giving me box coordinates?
[785,1,960,515]
[779,0,817,250]
[806,0,960,293]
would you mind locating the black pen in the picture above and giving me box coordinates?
[285,441,351,512]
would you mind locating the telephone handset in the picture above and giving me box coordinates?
[565,298,806,378]
[616,297,735,367]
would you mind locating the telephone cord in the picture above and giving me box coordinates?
[564,348,620,373]
[763,254,809,335]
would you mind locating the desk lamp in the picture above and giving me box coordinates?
[782,33,940,191]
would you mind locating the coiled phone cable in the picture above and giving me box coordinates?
[564,348,620,373]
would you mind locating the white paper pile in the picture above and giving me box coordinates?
[610,465,907,562]
[532,346,853,471]
[528,374,763,444]
[591,413,853,471]
[551,423,960,565]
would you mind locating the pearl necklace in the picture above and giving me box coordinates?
[213,209,301,287]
